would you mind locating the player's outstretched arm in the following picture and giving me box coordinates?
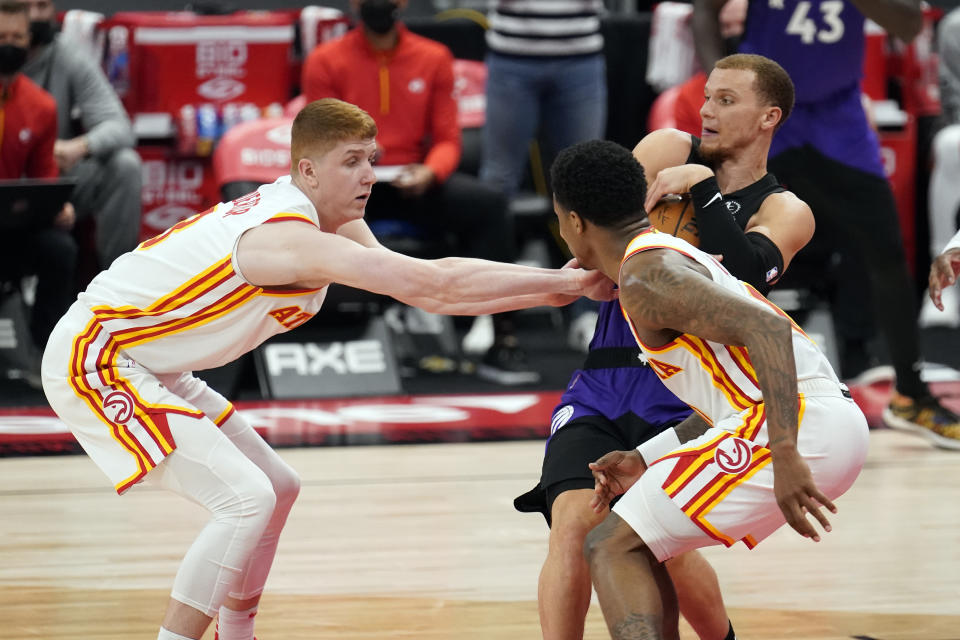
[236,221,616,313]
[619,249,837,541]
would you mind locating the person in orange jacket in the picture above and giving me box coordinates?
[303,0,541,386]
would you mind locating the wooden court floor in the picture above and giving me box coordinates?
[2,428,959,639]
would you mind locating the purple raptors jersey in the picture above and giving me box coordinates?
[738,1,884,176]
[740,0,864,103]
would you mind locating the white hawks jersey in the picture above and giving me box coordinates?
[619,229,837,426]
[77,176,328,374]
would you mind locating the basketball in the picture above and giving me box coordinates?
[649,194,699,247]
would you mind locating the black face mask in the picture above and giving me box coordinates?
[359,0,398,35]
[29,20,56,47]
[0,44,28,75]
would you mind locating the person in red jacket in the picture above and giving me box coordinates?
[303,0,540,386]
[0,0,75,359]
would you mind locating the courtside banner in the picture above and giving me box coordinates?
[0,392,564,453]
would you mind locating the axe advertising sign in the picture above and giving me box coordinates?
[255,318,402,399]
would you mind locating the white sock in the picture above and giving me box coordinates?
[157,629,194,640]
[216,605,258,640]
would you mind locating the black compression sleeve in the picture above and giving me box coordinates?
[690,177,783,294]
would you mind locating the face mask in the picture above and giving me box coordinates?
[0,44,28,75]
[359,0,398,35]
[29,20,56,47]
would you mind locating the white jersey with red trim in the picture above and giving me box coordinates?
[77,176,327,374]
[619,229,837,426]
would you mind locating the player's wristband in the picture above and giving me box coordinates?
[689,176,724,215]
[636,428,681,466]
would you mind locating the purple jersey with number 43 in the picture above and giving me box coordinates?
[740,0,865,103]
[739,0,885,177]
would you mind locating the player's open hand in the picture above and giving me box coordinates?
[588,449,647,513]
[928,247,960,310]
[772,447,837,542]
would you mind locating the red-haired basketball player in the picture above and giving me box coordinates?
[40,98,614,640]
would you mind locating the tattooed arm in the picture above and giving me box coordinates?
[620,249,798,444]
[618,248,838,541]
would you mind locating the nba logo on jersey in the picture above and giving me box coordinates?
[714,437,753,474]
[103,390,134,424]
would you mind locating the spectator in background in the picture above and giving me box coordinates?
[21,0,140,272]
[303,0,540,385]
[480,0,606,198]
[664,0,748,136]
[0,0,75,354]
[694,0,960,449]
[479,0,608,352]
[920,6,960,328]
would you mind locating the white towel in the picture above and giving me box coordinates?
[646,2,698,93]
[299,5,349,55]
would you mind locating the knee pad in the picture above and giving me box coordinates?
[214,472,277,530]
[264,459,300,514]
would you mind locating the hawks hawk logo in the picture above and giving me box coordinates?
[103,391,134,424]
[648,358,682,379]
[714,437,753,474]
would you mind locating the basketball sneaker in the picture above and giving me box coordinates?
[882,392,960,450]
[477,343,541,385]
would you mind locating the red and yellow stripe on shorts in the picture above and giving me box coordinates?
[653,393,808,548]
[67,317,204,494]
